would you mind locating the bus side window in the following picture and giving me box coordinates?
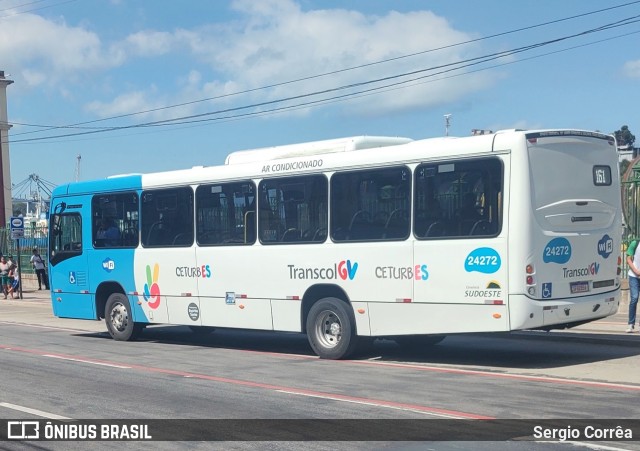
[91,192,139,249]
[142,187,193,248]
[331,166,410,242]
[414,158,502,239]
[196,181,256,246]
[258,175,328,245]
[49,213,83,266]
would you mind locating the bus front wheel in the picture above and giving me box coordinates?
[306,297,357,359]
[105,293,142,341]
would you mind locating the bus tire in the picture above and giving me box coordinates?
[306,297,357,359]
[394,335,445,349]
[105,293,141,341]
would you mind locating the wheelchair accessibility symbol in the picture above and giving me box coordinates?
[69,271,76,284]
[542,283,552,299]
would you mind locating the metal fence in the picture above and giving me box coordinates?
[0,226,48,275]
[621,158,640,279]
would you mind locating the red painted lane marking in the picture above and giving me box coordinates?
[0,344,491,420]
[274,390,465,418]
[3,322,639,392]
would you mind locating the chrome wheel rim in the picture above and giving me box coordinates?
[314,309,342,349]
[110,302,129,332]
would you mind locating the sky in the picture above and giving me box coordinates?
[1,0,639,198]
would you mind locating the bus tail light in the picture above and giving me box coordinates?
[526,264,536,296]
[617,256,622,277]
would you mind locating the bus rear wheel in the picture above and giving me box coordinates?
[306,297,357,359]
[105,293,142,341]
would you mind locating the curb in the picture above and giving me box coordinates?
[505,330,640,347]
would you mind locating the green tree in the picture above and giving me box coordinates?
[614,125,636,147]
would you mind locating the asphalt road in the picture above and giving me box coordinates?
[1,295,639,450]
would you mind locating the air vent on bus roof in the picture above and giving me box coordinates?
[224,136,413,165]
[107,173,142,179]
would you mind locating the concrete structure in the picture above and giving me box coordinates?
[0,70,13,226]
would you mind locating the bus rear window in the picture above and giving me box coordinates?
[528,140,618,210]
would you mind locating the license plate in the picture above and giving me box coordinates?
[570,281,590,294]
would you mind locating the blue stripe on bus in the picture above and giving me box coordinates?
[53,175,143,197]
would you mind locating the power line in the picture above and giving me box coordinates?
[10,27,638,147]
[143,30,640,129]
[6,0,640,136]
[0,0,50,14]
[6,13,640,144]
[0,0,77,19]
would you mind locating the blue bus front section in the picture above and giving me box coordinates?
[50,176,145,322]
[51,248,140,320]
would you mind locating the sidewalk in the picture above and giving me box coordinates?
[5,273,51,300]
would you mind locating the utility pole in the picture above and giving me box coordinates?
[75,154,81,182]
[0,71,13,227]
[444,114,452,137]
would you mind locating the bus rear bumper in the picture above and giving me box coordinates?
[509,289,620,330]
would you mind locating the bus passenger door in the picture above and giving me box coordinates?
[49,210,95,319]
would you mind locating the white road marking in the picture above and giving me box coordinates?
[0,402,72,420]
[549,441,634,451]
[43,354,131,369]
[0,321,97,333]
[277,390,465,418]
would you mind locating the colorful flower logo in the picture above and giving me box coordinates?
[143,263,161,310]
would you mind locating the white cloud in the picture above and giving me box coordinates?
[186,0,495,116]
[122,30,176,57]
[487,120,544,132]
[623,60,640,78]
[0,13,122,88]
[1,0,499,118]
[85,89,158,117]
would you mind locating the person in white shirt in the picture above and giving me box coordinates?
[30,248,49,290]
[0,256,10,299]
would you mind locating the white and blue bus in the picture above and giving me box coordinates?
[49,130,622,359]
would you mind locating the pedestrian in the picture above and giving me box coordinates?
[0,256,10,299]
[8,264,19,299]
[626,238,640,332]
[30,248,49,290]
